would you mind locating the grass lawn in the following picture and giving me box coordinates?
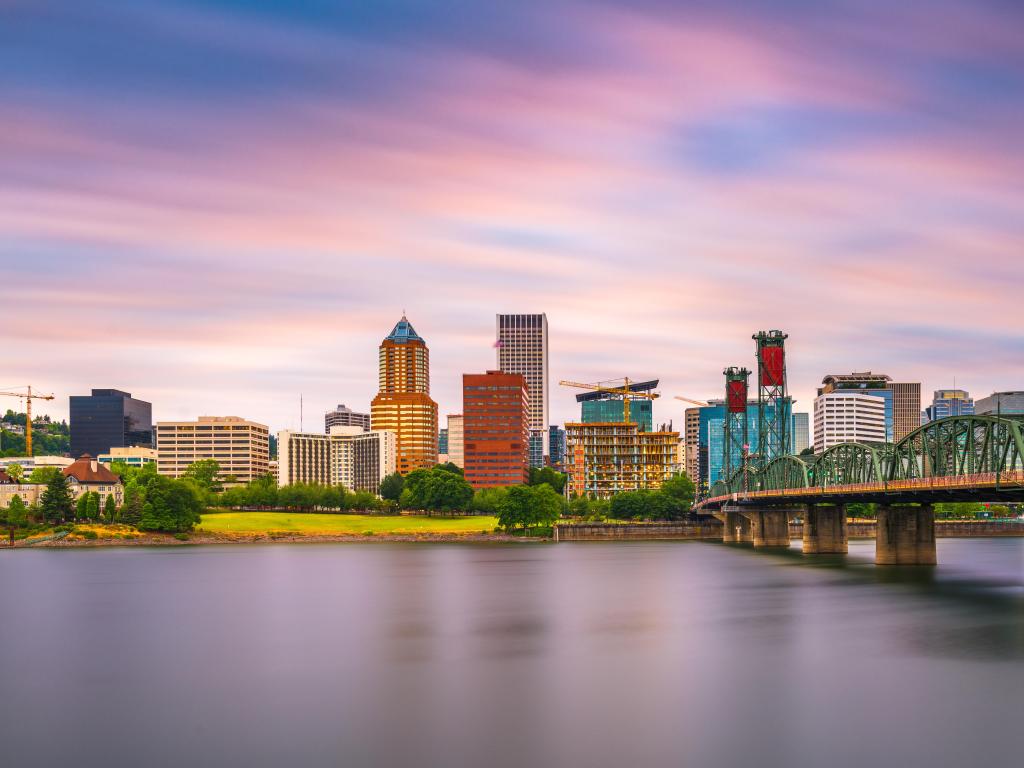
[198,511,500,536]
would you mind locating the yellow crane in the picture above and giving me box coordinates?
[0,386,55,456]
[674,396,709,407]
[559,377,659,424]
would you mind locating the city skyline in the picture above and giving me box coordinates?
[5,1,1024,432]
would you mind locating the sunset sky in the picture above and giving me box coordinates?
[3,0,1024,431]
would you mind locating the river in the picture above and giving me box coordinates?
[1,538,1022,768]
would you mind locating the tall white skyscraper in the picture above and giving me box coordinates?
[496,313,548,467]
[812,392,886,453]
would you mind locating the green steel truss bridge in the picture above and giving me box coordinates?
[701,414,1024,508]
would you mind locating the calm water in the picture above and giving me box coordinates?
[1,539,1022,768]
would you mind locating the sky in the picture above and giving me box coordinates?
[3,0,1024,433]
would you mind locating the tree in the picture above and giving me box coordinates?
[76,493,90,522]
[183,459,222,494]
[660,474,696,515]
[528,467,566,495]
[471,486,508,515]
[247,474,278,508]
[6,463,24,483]
[104,494,118,523]
[6,495,28,528]
[29,465,61,485]
[86,492,100,521]
[497,484,562,532]
[137,475,203,533]
[350,491,381,511]
[799,447,815,456]
[40,472,75,523]
[434,462,464,477]
[379,472,404,502]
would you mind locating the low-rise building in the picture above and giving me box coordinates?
[98,446,158,468]
[63,454,124,507]
[565,422,680,499]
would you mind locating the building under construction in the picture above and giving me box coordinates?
[564,421,680,499]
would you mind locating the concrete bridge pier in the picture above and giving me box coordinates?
[716,509,752,543]
[876,504,936,566]
[744,508,793,548]
[803,504,848,554]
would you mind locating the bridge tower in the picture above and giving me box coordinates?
[722,367,751,483]
[752,330,790,466]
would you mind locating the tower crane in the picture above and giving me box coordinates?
[674,396,709,407]
[558,377,659,424]
[0,386,55,456]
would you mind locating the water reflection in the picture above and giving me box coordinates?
[0,539,1021,768]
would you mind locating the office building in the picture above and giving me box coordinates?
[813,392,886,452]
[975,391,1024,415]
[156,416,270,485]
[462,371,529,489]
[446,414,464,468]
[496,313,548,467]
[0,455,73,475]
[818,373,893,441]
[565,421,680,500]
[697,400,790,490]
[888,381,922,441]
[277,426,396,492]
[792,412,810,454]
[684,407,701,481]
[578,381,656,433]
[98,446,157,468]
[438,427,449,460]
[324,404,370,433]
[370,315,439,474]
[548,424,566,470]
[70,389,153,457]
[926,389,974,421]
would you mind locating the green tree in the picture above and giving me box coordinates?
[434,462,464,477]
[137,475,203,533]
[379,472,404,502]
[6,463,24,483]
[86,492,101,521]
[528,467,567,495]
[40,471,75,523]
[29,465,61,485]
[182,459,222,493]
[350,490,381,511]
[247,474,278,508]
[76,493,89,522]
[120,483,146,526]
[6,495,29,528]
[659,474,696,517]
[104,494,118,523]
[471,486,508,515]
[497,484,562,532]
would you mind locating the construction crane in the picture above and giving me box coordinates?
[674,396,709,407]
[0,386,55,456]
[559,377,659,424]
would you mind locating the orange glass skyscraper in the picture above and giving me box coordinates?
[370,316,438,475]
[463,370,529,488]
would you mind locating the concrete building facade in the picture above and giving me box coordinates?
[888,381,922,441]
[813,392,887,452]
[156,416,270,485]
[684,407,701,482]
[324,404,370,433]
[496,313,548,467]
[975,391,1024,415]
[565,422,680,500]
[370,315,438,475]
[277,426,395,493]
[446,414,464,468]
[926,389,974,421]
[463,370,529,489]
[98,446,158,468]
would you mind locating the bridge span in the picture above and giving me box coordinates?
[697,415,1024,564]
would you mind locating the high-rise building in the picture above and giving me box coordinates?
[812,392,886,452]
[437,427,449,462]
[926,389,974,421]
[684,407,701,482]
[278,426,396,492]
[565,422,680,499]
[324,404,370,433]
[496,313,548,467]
[548,424,566,470]
[819,373,893,441]
[370,315,438,475]
[696,400,790,490]
[70,389,153,457]
[463,370,529,488]
[975,391,1024,415]
[156,416,270,485]
[888,381,921,441]
[792,412,810,454]
[446,414,464,468]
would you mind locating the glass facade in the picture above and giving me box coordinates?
[698,399,792,490]
[580,399,654,432]
[926,390,974,421]
[548,425,566,469]
[70,389,153,457]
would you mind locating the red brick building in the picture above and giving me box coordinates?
[463,370,529,488]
